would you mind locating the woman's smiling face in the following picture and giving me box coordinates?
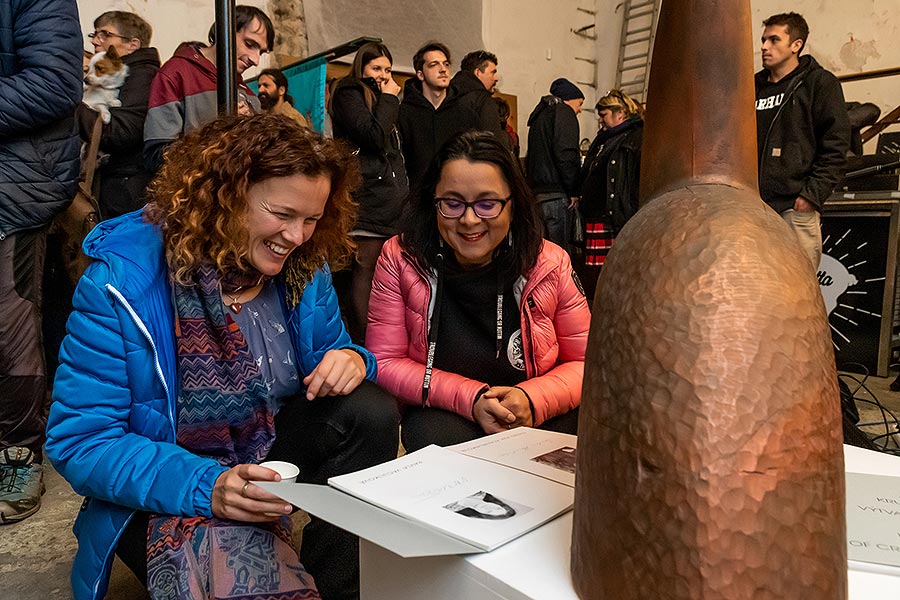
[244,173,330,276]
[435,159,512,269]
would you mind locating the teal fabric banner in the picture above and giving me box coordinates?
[248,57,328,132]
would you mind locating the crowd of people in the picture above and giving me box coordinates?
[0,3,850,600]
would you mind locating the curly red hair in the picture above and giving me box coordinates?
[144,114,359,302]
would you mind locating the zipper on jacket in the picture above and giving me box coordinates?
[760,77,805,171]
[523,297,539,377]
[105,283,174,437]
[92,510,135,599]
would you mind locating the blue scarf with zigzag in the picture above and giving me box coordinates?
[143,264,320,600]
[171,263,275,466]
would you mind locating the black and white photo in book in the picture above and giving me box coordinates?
[444,490,532,520]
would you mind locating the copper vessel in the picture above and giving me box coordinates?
[571,0,847,598]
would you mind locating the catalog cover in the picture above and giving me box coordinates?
[450,428,577,487]
[328,444,574,551]
[846,471,900,572]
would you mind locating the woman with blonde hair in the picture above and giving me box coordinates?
[579,88,644,300]
[46,114,399,600]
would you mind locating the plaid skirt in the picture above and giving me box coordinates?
[584,219,616,267]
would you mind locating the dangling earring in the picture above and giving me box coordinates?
[439,237,445,248]
[507,230,513,247]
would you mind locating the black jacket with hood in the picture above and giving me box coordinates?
[331,76,408,236]
[77,47,161,217]
[525,95,581,197]
[755,54,850,213]
[77,47,161,180]
[398,78,471,193]
[580,117,643,233]
[447,70,510,149]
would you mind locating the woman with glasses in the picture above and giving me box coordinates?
[366,131,590,451]
[579,88,644,301]
[329,41,408,344]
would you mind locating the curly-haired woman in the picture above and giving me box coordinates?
[46,114,399,600]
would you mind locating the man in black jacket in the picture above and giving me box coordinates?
[400,41,472,192]
[526,78,584,256]
[448,50,510,149]
[80,11,160,219]
[755,12,850,270]
[0,0,82,524]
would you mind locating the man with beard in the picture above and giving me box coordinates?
[258,68,309,128]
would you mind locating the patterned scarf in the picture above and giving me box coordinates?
[146,264,319,600]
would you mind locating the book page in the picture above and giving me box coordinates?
[846,471,900,570]
[450,428,577,487]
[328,444,573,551]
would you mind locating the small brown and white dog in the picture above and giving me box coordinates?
[82,46,129,124]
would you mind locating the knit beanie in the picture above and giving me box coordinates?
[549,78,584,101]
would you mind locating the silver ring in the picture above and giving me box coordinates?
[241,481,251,498]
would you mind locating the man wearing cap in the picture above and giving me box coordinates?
[526,78,584,255]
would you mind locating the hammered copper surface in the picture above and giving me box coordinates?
[570,0,847,597]
[571,186,846,598]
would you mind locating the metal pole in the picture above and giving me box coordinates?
[215,0,237,115]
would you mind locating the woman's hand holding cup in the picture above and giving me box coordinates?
[211,463,293,522]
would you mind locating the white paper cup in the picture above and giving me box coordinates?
[258,460,300,482]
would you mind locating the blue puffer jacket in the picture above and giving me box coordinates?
[45,212,377,600]
[0,0,83,237]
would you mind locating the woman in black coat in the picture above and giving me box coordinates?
[330,42,408,343]
[579,89,643,301]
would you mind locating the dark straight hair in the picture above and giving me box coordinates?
[413,41,451,73]
[259,68,294,105]
[399,131,543,278]
[762,12,809,54]
[207,5,275,52]
[348,42,393,111]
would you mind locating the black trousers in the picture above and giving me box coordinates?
[116,380,400,600]
[332,236,387,345]
[401,405,580,453]
[0,229,48,461]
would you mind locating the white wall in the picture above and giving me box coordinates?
[484,0,614,152]
[303,0,483,75]
[75,0,899,151]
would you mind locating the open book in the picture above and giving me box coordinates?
[846,471,900,574]
[259,428,576,554]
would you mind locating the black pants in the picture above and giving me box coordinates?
[332,236,387,345]
[401,405,580,453]
[0,229,48,461]
[116,380,400,600]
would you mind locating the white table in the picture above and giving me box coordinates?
[359,445,900,600]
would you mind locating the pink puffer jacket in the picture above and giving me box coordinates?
[366,236,590,425]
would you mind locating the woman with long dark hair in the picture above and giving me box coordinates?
[330,42,408,343]
[366,131,589,452]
